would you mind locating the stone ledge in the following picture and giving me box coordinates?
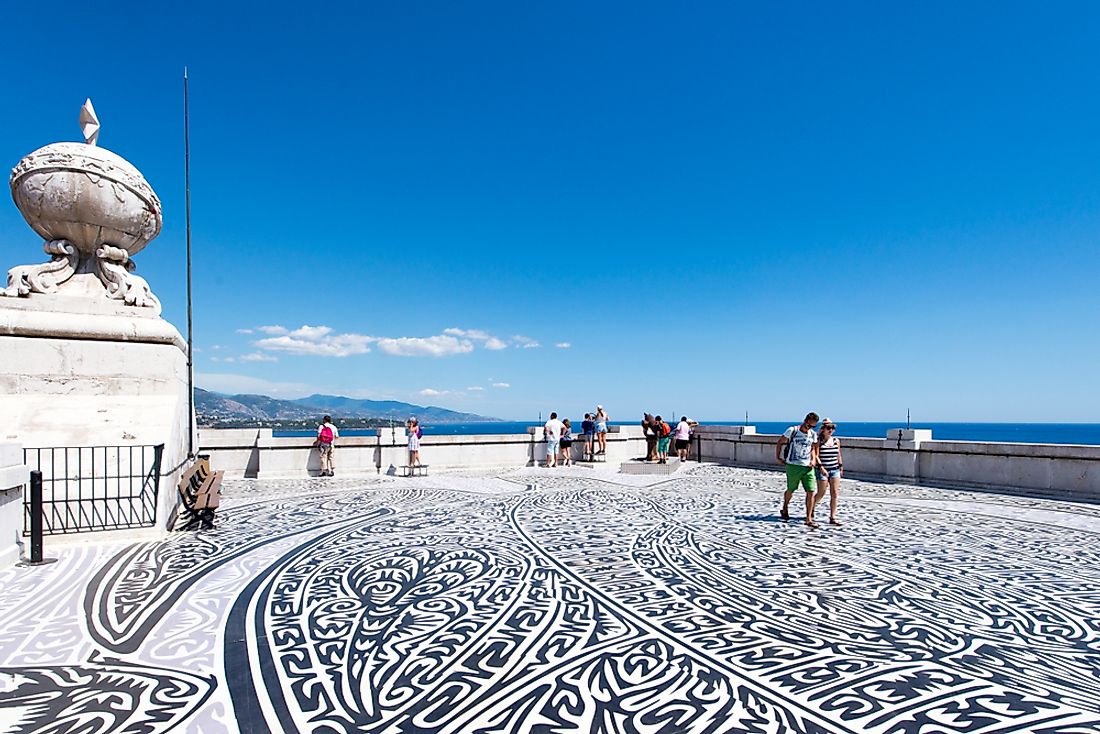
[0,304,185,351]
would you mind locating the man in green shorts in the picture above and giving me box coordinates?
[776,412,821,528]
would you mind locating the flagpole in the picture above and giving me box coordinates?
[184,66,195,459]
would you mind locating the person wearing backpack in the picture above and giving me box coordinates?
[776,412,821,527]
[316,415,340,477]
[655,416,672,464]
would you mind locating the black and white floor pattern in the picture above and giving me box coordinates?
[1,466,1098,733]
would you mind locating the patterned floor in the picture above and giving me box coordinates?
[1,465,1099,734]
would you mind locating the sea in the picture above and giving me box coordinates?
[277,421,1100,446]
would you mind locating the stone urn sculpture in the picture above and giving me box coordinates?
[2,99,163,313]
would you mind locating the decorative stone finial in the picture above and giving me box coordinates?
[79,99,100,146]
[2,103,163,313]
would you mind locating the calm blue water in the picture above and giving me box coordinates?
[277,421,1100,445]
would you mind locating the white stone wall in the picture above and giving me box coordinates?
[0,331,191,533]
[0,443,28,569]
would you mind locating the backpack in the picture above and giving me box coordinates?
[319,424,334,443]
[782,426,799,461]
[660,422,671,437]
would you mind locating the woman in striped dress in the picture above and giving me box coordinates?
[814,419,844,525]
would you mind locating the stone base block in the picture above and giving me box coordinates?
[620,458,682,475]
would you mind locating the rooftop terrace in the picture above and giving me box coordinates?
[1,464,1098,733]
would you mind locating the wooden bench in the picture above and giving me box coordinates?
[176,457,224,530]
[400,464,429,477]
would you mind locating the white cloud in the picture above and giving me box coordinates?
[252,324,518,359]
[444,327,490,340]
[255,324,372,357]
[555,342,572,349]
[467,386,485,392]
[288,325,332,340]
[511,335,540,349]
[376,335,473,358]
[211,344,223,351]
[210,356,236,363]
[419,388,449,397]
[240,352,278,363]
[196,372,310,397]
[492,382,510,389]
[445,327,509,351]
[236,328,254,334]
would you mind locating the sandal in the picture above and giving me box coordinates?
[780,508,790,522]
[829,518,842,526]
[805,520,820,529]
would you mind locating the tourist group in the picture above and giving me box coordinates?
[541,408,697,467]
[541,405,611,467]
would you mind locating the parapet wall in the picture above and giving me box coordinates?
[198,424,1100,501]
[199,426,649,478]
[695,426,1100,501]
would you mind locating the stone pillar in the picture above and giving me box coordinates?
[0,443,28,569]
[1,117,190,534]
[883,429,932,483]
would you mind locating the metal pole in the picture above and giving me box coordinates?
[185,66,195,459]
[29,470,43,563]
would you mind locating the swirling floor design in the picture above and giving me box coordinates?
[0,467,1098,733]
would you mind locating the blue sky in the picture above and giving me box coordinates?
[2,2,1099,422]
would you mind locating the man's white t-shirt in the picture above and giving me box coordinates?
[783,425,817,466]
[545,419,564,441]
[675,420,691,441]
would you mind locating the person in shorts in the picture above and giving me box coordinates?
[813,418,844,525]
[544,412,564,467]
[316,415,340,477]
[559,418,574,466]
[656,416,672,464]
[594,405,609,454]
[674,416,692,462]
[581,413,596,459]
[776,412,821,527]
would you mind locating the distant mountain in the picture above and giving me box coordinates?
[195,388,500,425]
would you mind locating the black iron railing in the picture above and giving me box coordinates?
[22,444,164,535]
